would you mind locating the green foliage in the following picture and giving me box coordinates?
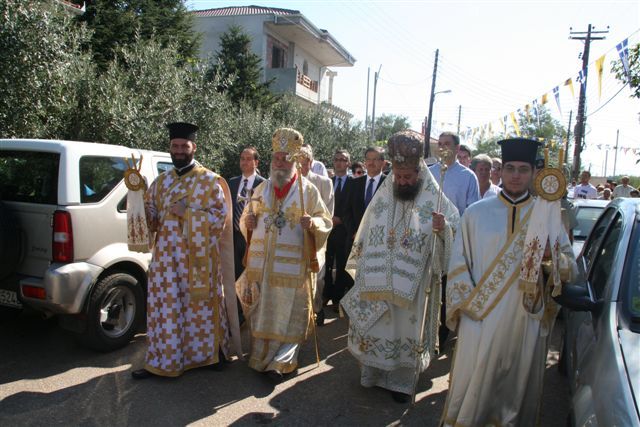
[473,135,502,159]
[1,2,368,181]
[612,42,640,99]
[473,106,568,167]
[372,114,412,143]
[0,0,94,138]
[73,0,200,71]
[208,26,277,110]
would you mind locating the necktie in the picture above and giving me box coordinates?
[336,176,343,194]
[234,178,248,231]
[364,177,375,208]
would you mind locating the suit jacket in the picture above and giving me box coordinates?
[343,174,386,239]
[331,174,352,221]
[229,174,265,231]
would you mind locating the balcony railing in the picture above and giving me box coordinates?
[296,69,318,93]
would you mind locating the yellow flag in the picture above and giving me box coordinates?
[564,78,575,98]
[541,93,548,105]
[510,112,521,136]
[595,54,606,100]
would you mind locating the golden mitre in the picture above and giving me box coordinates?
[272,127,304,156]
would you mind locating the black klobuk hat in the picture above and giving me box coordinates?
[166,122,199,141]
[497,138,541,166]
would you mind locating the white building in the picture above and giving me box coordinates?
[192,5,356,121]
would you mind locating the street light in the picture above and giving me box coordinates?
[424,89,452,157]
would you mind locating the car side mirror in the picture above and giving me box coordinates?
[554,282,602,313]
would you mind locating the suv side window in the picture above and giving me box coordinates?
[588,213,623,300]
[582,207,617,271]
[79,156,126,203]
[0,150,59,204]
[157,162,172,174]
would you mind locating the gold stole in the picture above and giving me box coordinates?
[461,208,534,321]
[156,168,218,301]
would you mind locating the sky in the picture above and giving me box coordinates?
[186,0,640,176]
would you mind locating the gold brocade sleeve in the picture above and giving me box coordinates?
[445,214,475,331]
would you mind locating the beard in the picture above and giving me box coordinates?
[270,164,295,188]
[171,152,194,169]
[393,178,423,201]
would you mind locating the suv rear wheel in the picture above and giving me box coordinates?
[79,272,144,352]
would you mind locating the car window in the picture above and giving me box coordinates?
[79,156,127,203]
[573,206,605,240]
[157,162,172,174]
[622,219,640,326]
[588,213,622,300]
[582,207,617,271]
[0,150,59,204]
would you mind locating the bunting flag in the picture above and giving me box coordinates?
[564,78,575,99]
[577,68,587,91]
[552,86,562,115]
[532,98,539,118]
[541,93,548,105]
[616,38,631,82]
[510,112,521,136]
[499,116,506,134]
[525,104,531,120]
[595,54,605,100]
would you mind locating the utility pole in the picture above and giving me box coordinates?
[564,110,573,170]
[457,105,462,135]
[569,24,608,179]
[613,129,620,177]
[424,49,439,158]
[365,67,370,130]
[370,65,382,141]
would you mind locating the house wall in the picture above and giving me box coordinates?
[194,14,334,104]
[194,15,267,68]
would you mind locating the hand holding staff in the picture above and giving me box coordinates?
[411,147,453,405]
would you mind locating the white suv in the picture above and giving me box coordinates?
[0,139,172,351]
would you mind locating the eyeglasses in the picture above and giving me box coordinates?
[333,158,348,162]
[354,170,364,175]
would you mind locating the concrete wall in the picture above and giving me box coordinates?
[194,15,267,69]
[194,14,333,104]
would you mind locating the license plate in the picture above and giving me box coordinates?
[0,289,23,308]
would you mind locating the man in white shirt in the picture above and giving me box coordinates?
[613,176,637,198]
[574,170,598,199]
[470,154,500,199]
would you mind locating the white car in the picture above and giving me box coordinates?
[571,199,610,257]
[0,139,172,351]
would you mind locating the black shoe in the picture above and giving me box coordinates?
[209,350,227,371]
[131,369,154,380]
[315,309,325,326]
[266,369,283,382]
[390,391,410,403]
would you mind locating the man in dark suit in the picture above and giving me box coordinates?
[344,146,386,244]
[320,149,353,323]
[229,147,265,280]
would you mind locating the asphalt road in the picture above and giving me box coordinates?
[0,306,569,426]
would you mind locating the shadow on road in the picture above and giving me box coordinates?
[0,307,570,426]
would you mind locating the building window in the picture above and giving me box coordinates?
[267,36,287,69]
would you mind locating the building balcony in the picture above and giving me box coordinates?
[265,67,319,104]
